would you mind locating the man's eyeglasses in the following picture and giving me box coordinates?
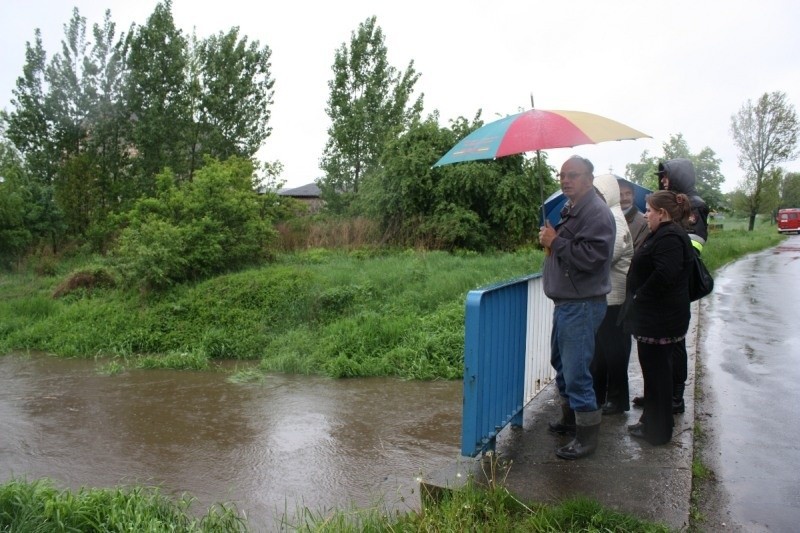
[558,171,587,180]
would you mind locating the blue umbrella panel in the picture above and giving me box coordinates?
[540,176,651,227]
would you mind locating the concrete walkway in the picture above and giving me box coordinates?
[423,306,699,530]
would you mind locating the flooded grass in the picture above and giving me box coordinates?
[136,350,211,370]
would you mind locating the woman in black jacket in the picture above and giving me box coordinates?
[624,190,693,445]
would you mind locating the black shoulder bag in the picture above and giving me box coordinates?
[689,249,714,301]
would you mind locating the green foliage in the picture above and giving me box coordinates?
[291,483,669,532]
[320,15,423,214]
[781,172,800,208]
[0,176,33,268]
[731,91,800,229]
[114,157,276,291]
[189,27,275,166]
[364,113,556,251]
[421,202,490,251]
[701,219,783,273]
[124,1,192,188]
[625,133,726,209]
[691,458,712,480]
[1,248,540,376]
[3,3,277,255]
[0,478,246,532]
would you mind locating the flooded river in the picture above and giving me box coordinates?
[0,353,462,530]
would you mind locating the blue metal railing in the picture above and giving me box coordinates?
[461,273,554,457]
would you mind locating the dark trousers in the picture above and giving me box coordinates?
[672,338,688,397]
[591,305,632,409]
[637,341,674,445]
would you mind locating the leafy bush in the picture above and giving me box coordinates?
[114,157,276,291]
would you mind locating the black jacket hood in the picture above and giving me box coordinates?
[658,158,698,195]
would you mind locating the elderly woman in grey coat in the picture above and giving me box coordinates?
[591,174,634,415]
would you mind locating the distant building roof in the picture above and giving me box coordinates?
[278,183,321,198]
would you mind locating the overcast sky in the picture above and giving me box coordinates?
[2,0,799,192]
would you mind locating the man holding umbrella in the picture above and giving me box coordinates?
[538,155,616,460]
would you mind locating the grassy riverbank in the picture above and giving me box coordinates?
[0,479,245,532]
[0,217,783,380]
[0,478,668,532]
[0,248,542,379]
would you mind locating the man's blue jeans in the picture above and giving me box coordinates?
[551,299,607,412]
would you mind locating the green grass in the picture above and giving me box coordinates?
[0,478,673,533]
[0,218,782,380]
[702,216,783,272]
[0,248,541,379]
[0,478,245,532]
[283,482,670,532]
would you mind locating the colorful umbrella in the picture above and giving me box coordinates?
[433,109,650,167]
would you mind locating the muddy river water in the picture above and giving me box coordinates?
[0,354,462,530]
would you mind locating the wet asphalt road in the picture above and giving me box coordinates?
[701,235,800,531]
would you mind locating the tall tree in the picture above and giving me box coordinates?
[4,30,66,250]
[320,16,423,214]
[84,10,132,222]
[188,27,275,178]
[0,123,33,265]
[123,0,191,191]
[365,111,553,250]
[732,167,782,221]
[625,133,725,209]
[731,91,800,230]
[4,30,55,186]
[46,8,96,236]
[46,8,92,157]
[781,172,800,208]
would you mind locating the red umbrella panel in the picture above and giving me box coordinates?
[433,109,650,166]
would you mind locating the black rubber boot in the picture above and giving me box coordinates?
[556,410,601,460]
[672,383,685,414]
[548,398,576,435]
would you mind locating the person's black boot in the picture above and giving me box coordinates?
[632,395,645,408]
[672,383,685,414]
[548,398,576,435]
[556,410,601,460]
